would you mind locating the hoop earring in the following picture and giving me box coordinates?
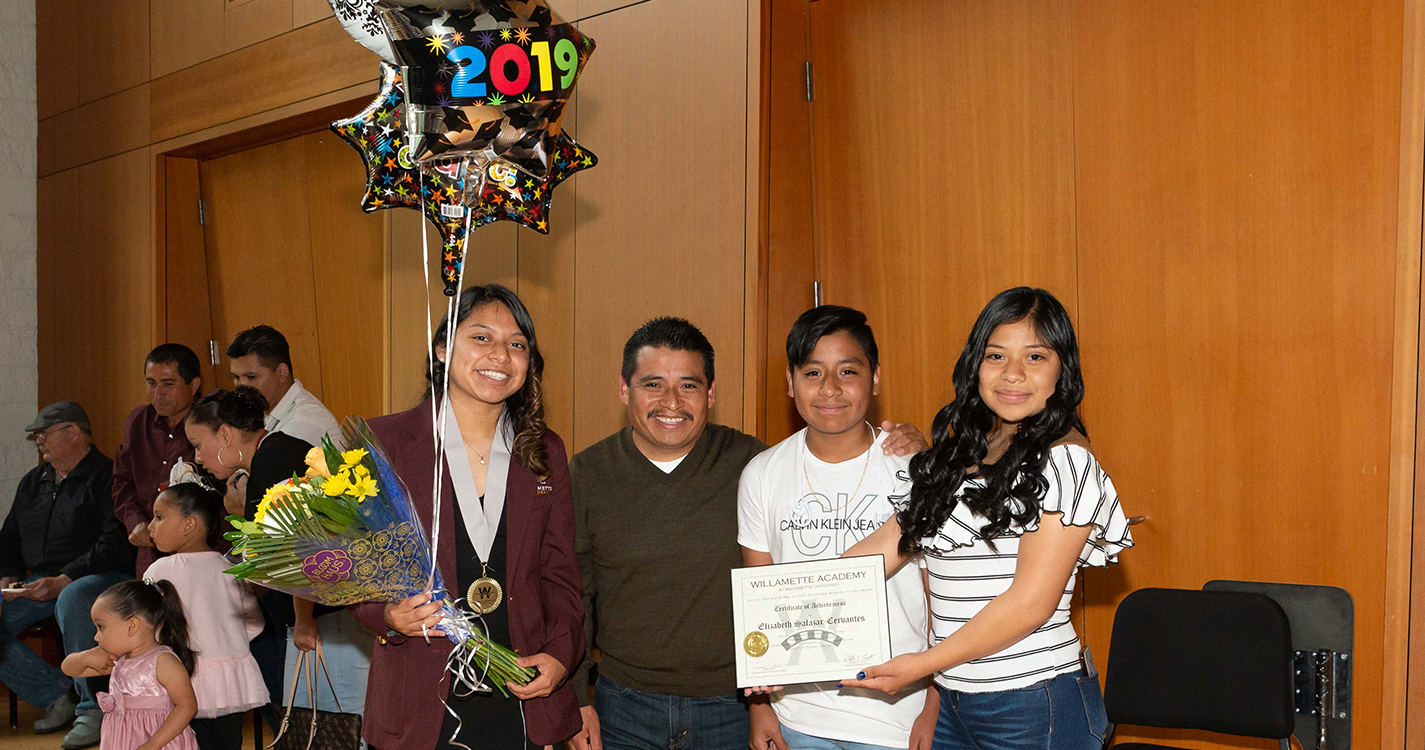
[217,443,243,468]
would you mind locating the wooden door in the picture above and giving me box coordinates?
[798,1,1407,746]
[806,0,1078,428]
[198,131,386,425]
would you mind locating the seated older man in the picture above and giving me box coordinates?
[0,402,131,749]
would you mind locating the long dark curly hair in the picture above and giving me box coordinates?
[426,284,551,479]
[897,287,1086,554]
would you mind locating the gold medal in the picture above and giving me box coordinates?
[467,574,504,614]
[743,631,769,658]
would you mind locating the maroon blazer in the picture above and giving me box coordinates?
[349,402,585,749]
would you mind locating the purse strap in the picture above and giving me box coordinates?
[265,648,308,750]
[311,640,345,714]
[265,640,349,750]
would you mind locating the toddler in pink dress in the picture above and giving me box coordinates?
[63,580,200,750]
[100,646,200,750]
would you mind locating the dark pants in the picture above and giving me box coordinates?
[191,711,247,750]
[250,619,286,731]
[593,675,748,750]
[0,571,129,714]
[932,671,1108,750]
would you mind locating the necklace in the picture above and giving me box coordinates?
[801,422,876,514]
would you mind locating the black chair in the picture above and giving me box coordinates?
[1103,588,1295,749]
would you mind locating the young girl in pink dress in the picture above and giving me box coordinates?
[62,580,199,750]
[145,480,270,750]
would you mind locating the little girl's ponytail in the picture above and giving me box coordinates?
[100,580,198,675]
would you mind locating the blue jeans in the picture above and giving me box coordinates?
[782,724,903,750]
[593,675,748,750]
[282,610,372,716]
[933,672,1107,750]
[0,572,129,713]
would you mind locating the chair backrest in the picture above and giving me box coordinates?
[1104,587,1295,739]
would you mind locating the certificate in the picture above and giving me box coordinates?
[731,556,892,687]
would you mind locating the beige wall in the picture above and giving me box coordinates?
[36,0,762,456]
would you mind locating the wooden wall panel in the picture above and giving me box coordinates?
[292,0,334,27]
[763,0,814,442]
[79,0,150,105]
[50,84,152,173]
[36,0,80,120]
[151,0,226,79]
[386,211,452,412]
[224,0,295,52]
[199,136,325,400]
[571,0,751,450]
[305,131,389,423]
[51,152,154,454]
[516,173,579,444]
[808,0,1078,429]
[150,18,379,143]
[1069,3,1401,748]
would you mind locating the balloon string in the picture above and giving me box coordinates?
[425,174,477,594]
[419,190,442,594]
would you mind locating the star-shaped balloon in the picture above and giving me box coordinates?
[471,134,597,233]
[330,61,595,291]
[376,0,595,178]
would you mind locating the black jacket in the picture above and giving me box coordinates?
[0,446,133,580]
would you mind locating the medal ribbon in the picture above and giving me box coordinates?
[443,401,512,563]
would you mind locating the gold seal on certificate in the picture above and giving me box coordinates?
[730,556,892,687]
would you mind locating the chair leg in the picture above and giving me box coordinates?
[8,689,16,730]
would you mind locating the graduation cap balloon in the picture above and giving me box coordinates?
[375,0,595,178]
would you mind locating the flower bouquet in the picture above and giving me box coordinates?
[223,418,533,695]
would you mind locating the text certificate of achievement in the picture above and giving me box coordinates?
[731,555,892,687]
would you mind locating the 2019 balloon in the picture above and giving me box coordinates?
[375,0,595,178]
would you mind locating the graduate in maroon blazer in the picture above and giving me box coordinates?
[349,285,584,750]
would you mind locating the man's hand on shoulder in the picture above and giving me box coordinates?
[881,421,929,456]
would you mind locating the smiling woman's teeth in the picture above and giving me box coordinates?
[478,370,508,381]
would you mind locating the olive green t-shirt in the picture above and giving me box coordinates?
[570,424,768,703]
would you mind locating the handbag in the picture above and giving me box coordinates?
[268,642,363,750]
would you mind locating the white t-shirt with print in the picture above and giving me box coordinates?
[738,428,930,748]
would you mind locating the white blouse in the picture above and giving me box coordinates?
[916,444,1133,692]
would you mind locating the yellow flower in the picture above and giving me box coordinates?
[254,481,294,525]
[304,447,331,478]
[323,471,352,497]
[339,448,369,471]
[351,473,379,499]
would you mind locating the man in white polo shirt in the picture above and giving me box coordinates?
[227,324,369,729]
[227,325,341,447]
[739,306,936,750]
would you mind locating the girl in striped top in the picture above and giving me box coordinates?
[843,287,1132,750]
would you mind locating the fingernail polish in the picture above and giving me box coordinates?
[836,682,844,688]
[857,671,866,680]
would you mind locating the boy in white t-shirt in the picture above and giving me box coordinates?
[738,306,937,750]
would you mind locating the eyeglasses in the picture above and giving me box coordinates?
[30,424,74,442]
